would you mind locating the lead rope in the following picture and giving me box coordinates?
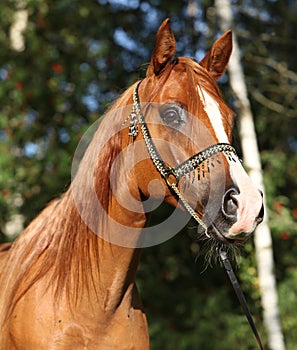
[218,247,264,350]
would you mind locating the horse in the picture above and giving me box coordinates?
[0,19,264,349]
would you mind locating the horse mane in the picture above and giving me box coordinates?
[0,82,137,321]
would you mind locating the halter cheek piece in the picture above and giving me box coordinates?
[127,81,238,232]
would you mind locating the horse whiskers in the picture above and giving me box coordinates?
[187,224,242,269]
[203,240,242,269]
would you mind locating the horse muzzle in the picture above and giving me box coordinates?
[207,187,264,243]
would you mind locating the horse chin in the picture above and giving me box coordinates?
[207,223,249,245]
[207,223,233,243]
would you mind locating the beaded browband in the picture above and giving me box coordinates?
[125,81,238,231]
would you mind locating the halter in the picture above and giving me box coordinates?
[128,81,238,232]
[126,81,263,350]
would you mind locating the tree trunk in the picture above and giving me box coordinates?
[214,1,286,349]
[4,1,28,238]
[9,0,28,52]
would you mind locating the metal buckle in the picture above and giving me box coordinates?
[164,168,179,187]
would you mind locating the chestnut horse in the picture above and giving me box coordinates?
[0,19,263,349]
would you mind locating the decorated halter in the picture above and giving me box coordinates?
[125,82,264,349]
[126,81,238,232]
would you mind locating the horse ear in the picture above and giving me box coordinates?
[199,30,233,80]
[146,18,176,77]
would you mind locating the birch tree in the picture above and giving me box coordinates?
[3,0,28,238]
[214,0,286,349]
[9,0,28,52]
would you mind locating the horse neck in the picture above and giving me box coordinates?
[93,198,146,312]
[64,127,147,312]
[96,165,147,310]
[95,238,142,313]
[23,188,144,316]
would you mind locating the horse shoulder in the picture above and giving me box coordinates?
[5,279,149,350]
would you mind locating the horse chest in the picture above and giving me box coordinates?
[6,282,149,350]
[52,308,150,349]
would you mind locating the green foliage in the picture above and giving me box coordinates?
[139,232,266,349]
[279,268,297,350]
[1,0,297,348]
[261,149,297,349]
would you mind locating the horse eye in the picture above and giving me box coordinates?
[160,105,184,127]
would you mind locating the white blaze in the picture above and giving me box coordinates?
[197,85,262,236]
[197,85,229,143]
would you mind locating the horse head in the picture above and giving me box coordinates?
[130,19,264,244]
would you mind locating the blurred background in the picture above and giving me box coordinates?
[0,0,297,349]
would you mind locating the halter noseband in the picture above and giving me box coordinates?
[127,81,238,231]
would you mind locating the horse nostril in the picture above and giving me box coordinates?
[222,188,239,218]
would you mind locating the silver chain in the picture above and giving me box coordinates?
[169,183,208,231]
